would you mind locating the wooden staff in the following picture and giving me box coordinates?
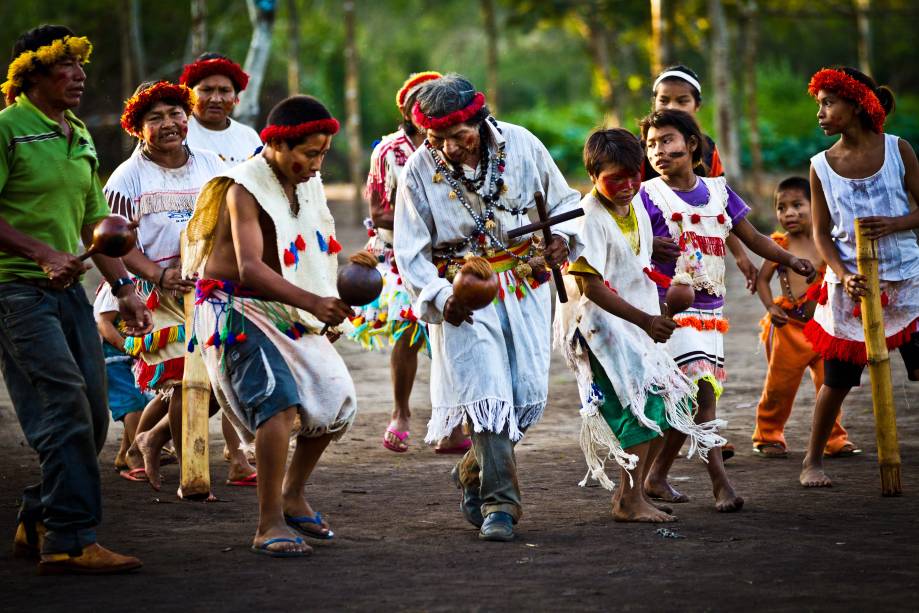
[855,218,902,496]
[179,234,211,499]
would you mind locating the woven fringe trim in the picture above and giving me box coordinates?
[425,397,546,444]
[682,370,725,400]
[803,316,919,365]
[123,324,186,356]
[136,356,184,391]
[578,403,638,490]
[674,315,730,333]
[138,192,196,216]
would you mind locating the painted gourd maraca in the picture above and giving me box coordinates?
[664,282,695,315]
[337,250,383,306]
[452,256,499,310]
[90,215,136,257]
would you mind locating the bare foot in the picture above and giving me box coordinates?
[125,442,145,471]
[613,497,677,523]
[434,425,470,452]
[252,525,312,556]
[644,477,690,503]
[713,480,744,512]
[227,455,257,483]
[800,461,833,488]
[134,431,163,492]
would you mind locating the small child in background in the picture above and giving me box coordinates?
[94,283,152,481]
[752,177,856,458]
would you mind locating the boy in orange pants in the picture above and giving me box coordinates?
[753,177,856,458]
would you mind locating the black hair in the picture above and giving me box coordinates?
[11,25,75,92]
[196,52,229,62]
[836,66,896,129]
[775,176,811,203]
[265,95,335,148]
[400,85,429,137]
[583,128,643,178]
[639,109,709,169]
[652,64,702,106]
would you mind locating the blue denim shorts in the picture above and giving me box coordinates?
[223,318,301,431]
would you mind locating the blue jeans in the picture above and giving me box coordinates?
[0,282,108,554]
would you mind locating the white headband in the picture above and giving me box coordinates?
[653,70,702,95]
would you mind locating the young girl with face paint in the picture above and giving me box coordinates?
[637,109,815,513]
[800,67,919,489]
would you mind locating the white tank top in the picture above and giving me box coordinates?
[811,133,919,282]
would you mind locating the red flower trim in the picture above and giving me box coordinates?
[260,118,341,143]
[803,317,919,365]
[179,58,249,92]
[808,68,886,133]
[717,214,726,224]
[396,71,442,109]
[670,212,683,222]
[412,92,486,130]
[120,82,196,138]
[690,213,701,224]
[643,267,672,289]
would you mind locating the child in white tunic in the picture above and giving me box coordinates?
[800,67,919,488]
[556,129,725,522]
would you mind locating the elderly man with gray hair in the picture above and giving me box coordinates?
[393,74,581,541]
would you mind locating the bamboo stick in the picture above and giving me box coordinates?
[855,218,902,496]
[179,235,211,499]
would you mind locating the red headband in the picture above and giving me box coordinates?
[179,58,249,92]
[412,92,486,130]
[808,68,886,133]
[259,118,340,143]
[120,82,196,138]
[396,71,441,109]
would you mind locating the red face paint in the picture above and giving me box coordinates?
[291,162,303,174]
[600,173,641,201]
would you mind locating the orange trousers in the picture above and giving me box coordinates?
[753,317,849,453]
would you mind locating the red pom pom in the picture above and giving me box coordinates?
[690,213,701,224]
[367,228,376,237]
[327,236,342,255]
[671,212,683,222]
[294,234,306,251]
[881,291,890,307]
[283,249,296,266]
[717,214,726,224]
[235,332,248,343]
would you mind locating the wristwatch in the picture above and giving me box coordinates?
[110,276,135,296]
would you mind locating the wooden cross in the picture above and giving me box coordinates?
[506,191,583,303]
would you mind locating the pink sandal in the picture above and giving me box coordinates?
[383,427,409,453]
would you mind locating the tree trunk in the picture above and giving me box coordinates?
[481,0,499,114]
[129,0,147,80]
[649,0,671,76]
[191,0,207,58]
[855,0,873,76]
[708,0,740,178]
[344,0,364,224]
[741,0,763,202]
[286,0,301,95]
[578,16,620,127]
[234,0,276,128]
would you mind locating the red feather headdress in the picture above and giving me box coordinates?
[120,81,196,138]
[179,58,249,92]
[259,118,340,143]
[808,68,886,133]
[395,71,441,110]
[412,92,486,131]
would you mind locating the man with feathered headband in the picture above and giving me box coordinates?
[393,74,582,541]
[183,95,356,557]
[0,25,152,574]
[351,71,470,455]
[180,52,262,165]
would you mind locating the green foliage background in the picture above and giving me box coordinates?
[1,0,916,186]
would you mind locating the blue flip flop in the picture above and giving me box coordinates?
[250,536,311,558]
[285,513,334,540]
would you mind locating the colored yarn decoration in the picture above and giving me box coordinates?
[294,234,306,251]
[327,235,342,254]
[671,212,683,222]
[146,290,160,311]
[690,213,702,224]
[717,214,727,224]
[316,231,328,252]
[643,267,673,288]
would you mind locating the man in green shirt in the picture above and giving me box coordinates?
[0,25,152,575]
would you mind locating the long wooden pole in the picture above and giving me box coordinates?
[179,235,211,499]
[855,218,902,496]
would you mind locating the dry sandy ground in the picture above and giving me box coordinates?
[0,214,917,612]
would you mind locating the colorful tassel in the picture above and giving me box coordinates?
[327,235,342,254]
[294,234,306,251]
[146,290,160,311]
[643,267,673,288]
[316,231,328,252]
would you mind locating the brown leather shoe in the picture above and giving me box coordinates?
[12,520,45,560]
[37,543,142,575]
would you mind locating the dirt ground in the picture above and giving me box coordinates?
[1,214,917,612]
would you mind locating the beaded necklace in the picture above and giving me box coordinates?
[425,117,539,273]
